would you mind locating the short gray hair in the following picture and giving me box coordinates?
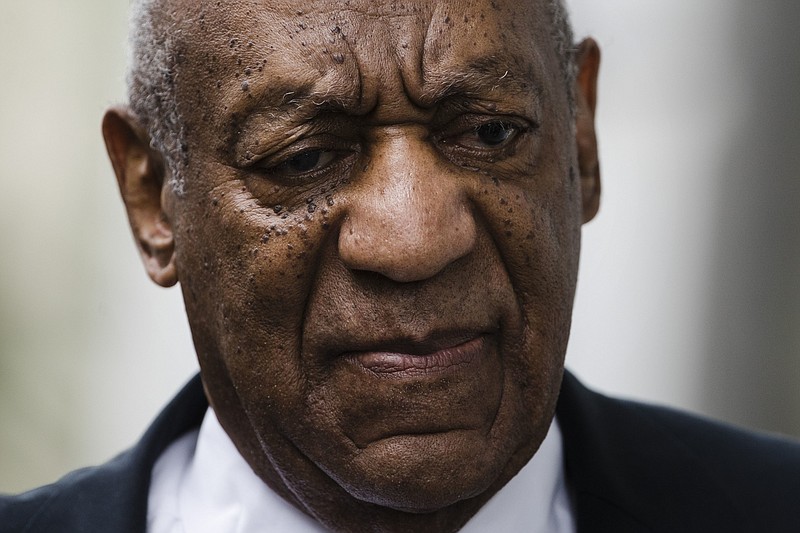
[127,0,576,192]
[128,0,189,192]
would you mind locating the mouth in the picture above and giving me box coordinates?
[342,333,490,377]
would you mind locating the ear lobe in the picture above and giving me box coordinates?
[575,38,601,224]
[102,107,178,287]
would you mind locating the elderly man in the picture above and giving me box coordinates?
[2,0,799,531]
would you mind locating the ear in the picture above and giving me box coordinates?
[102,107,177,287]
[574,38,601,223]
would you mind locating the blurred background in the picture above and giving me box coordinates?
[1,0,798,492]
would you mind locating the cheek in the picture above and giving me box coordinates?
[174,176,335,417]
[472,172,580,306]
[470,171,579,399]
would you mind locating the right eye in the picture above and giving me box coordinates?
[275,149,338,176]
[474,121,518,147]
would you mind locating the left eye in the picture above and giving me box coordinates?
[277,149,337,175]
[475,122,517,146]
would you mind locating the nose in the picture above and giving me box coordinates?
[338,133,476,283]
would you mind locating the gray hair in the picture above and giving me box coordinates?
[547,0,578,109]
[128,0,189,192]
[127,0,576,192]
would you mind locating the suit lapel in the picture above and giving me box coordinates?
[556,371,746,533]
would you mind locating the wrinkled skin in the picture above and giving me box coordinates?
[103,0,600,531]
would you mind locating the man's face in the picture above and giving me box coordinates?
[121,0,594,527]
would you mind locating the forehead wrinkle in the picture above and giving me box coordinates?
[390,3,435,107]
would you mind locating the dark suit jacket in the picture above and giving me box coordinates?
[3,372,799,532]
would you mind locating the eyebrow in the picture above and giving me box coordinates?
[418,57,543,106]
[222,76,359,153]
[231,81,349,124]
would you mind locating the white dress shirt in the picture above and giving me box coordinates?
[148,409,575,533]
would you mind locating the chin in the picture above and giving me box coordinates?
[332,429,511,512]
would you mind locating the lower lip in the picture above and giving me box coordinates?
[350,336,487,377]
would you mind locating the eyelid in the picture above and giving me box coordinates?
[246,133,354,169]
[247,141,359,187]
[236,114,357,165]
[441,114,532,137]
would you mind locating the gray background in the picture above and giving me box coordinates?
[1,0,798,492]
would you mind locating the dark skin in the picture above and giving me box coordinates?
[103,0,600,531]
